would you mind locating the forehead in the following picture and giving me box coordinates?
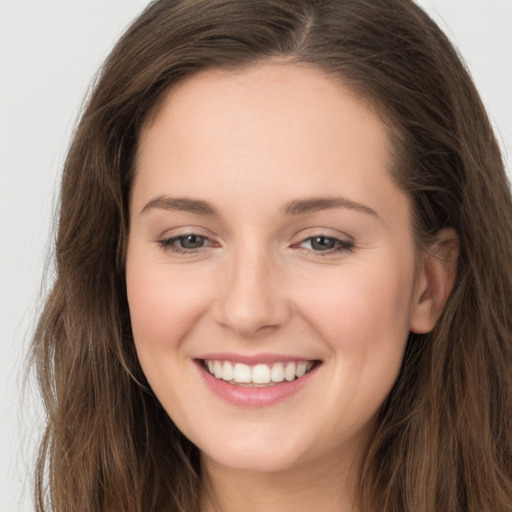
[140,63,389,149]
[133,63,407,224]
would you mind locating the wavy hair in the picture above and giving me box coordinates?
[32,0,512,510]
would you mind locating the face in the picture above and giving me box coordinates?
[126,64,428,476]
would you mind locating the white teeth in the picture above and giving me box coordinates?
[233,363,252,383]
[252,364,271,384]
[214,360,223,379]
[270,362,285,382]
[296,361,307,378]
[284,362,296,381]
[205,359,316,385]
[222,361,234,381]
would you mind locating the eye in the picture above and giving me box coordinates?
[177,234,208,249]
[158,233,217,254]
[299,236,354,253]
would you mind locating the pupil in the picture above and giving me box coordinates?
[311,236,335,250]
[182,235,204,249]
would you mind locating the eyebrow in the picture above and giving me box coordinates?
[282,196,378,217]
[141,195,378,217]
[141,196,218,216]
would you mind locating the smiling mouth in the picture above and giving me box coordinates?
[202,359,317,387]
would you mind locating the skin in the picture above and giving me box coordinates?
[126,63,457,512]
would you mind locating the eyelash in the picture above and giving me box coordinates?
[157,233,354,256]
[296,236,355,255]
[157,234,216,255]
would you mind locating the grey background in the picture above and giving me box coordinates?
[1,1,510,509]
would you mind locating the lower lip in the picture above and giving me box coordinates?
[196,361,318,407]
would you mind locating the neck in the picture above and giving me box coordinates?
[200,449,361,512]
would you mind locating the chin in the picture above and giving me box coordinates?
[192,423,325,475]
[201,445,306,474]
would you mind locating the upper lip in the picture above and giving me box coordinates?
[196,352,318,365]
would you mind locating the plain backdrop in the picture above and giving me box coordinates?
[1,1,511,510]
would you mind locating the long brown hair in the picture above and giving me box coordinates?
[32,1,512,510]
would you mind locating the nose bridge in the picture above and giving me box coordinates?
[216,239,289,335]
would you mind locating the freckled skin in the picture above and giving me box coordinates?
[126,64,443,511]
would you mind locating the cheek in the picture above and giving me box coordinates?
[294,255,415,421]
[125,257,216,428]
[316,263,414,419]
[125,257,212,355]
[298,259,414,341]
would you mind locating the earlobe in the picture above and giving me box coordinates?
[409,228,459,334]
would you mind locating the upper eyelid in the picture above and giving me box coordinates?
[157,226,218,240]
[160,232,212,241]
[290,227,354,243]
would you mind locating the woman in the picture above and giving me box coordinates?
[32,0,512,511]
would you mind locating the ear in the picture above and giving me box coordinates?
[409,228,459,334]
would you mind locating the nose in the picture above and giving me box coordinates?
[214,246,291,336]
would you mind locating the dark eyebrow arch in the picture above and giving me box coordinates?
[282,196,378,217]
[141,196,218,216]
